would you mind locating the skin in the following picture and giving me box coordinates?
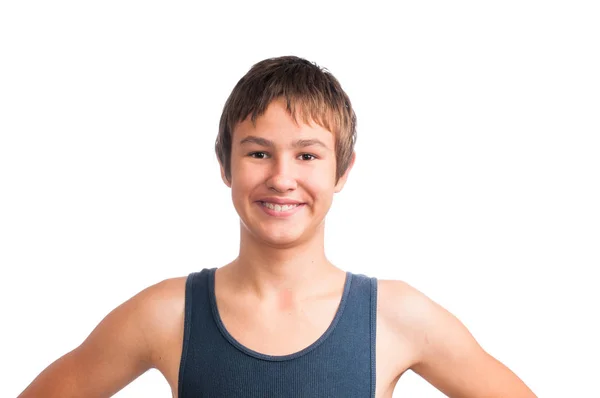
[18,98,537,397]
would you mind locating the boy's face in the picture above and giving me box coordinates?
[221,98,354,247]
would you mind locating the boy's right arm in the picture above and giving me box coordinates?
[18,281,169,398]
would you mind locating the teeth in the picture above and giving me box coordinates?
[262,202,299,212]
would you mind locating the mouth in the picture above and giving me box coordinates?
[257,201,305,217]
[260,201,300,211]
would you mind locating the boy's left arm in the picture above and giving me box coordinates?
[385,280,537,398]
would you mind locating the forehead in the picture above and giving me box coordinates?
[233,99,335,148]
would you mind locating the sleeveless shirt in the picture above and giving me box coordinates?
[178,268,378,397]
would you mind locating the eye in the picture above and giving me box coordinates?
[299,153,317,161]
[248,151,268,159]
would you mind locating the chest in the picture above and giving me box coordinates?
[157,280,416,398]
[216,289,343,356]
[220,304,415,397]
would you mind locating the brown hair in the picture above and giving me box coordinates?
[215,55,357,183]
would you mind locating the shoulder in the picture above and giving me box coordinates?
[377,278,472,347]
[136,276,188,327]
[137,276,188,311]
[18,275,191,397]
[376,279,440,348]
[377,277,479,365]
[82,275,189,351]
[127,276,188,366]
[375,279,537,396]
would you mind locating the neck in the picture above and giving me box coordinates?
[227,222,341,300]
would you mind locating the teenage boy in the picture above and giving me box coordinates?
[19,56,536,397]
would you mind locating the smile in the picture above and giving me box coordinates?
[261,202,299,212]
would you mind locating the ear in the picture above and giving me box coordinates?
[219,162,232,188]
[334,151,356,193]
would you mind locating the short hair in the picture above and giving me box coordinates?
[215,55,357,183]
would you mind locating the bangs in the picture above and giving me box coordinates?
[230,94,347,138]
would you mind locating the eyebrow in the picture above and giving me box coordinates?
[239,136,329,149]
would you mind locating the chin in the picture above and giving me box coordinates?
[261,231,305,247]
[250,225,309,248]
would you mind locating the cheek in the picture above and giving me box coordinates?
[230,158,259,187]
[230,167,264,207]
[305,163,336,187]
[305,176,335,206]
[231,178,252,202]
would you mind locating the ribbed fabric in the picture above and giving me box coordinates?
[178,268,378,398]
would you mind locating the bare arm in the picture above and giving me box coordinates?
[385,280,536,398]
[17,280,174,398]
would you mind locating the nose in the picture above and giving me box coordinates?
[266,156,298,193]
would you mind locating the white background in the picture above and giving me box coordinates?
[1,1,598,397]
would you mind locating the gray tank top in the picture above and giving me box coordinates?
[178,268,378,397]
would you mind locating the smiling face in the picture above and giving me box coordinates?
[221,98,354,248]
